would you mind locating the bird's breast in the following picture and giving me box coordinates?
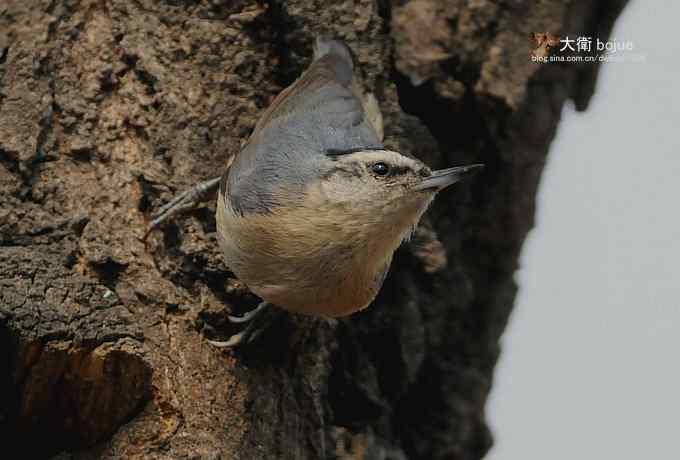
[215,192,392,317]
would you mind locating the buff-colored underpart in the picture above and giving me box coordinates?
[216,179,432,317]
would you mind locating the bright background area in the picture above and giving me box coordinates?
[487,2,679,459]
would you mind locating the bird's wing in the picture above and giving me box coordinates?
[248,38,380,150]
[223,38,383,215]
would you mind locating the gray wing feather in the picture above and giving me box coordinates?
[224,38,383,215]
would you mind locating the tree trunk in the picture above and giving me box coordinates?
[0,0,627,458]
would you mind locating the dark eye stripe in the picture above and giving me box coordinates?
[390,165,410,176]
[370,162,412,177]
[325,147,384,157]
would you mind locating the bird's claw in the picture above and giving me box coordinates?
[143,176,221,242]
[206,301,270,349]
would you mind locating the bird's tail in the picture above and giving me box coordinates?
[312,37,355,85]
[313,37,354,66]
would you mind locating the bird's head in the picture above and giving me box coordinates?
[307,148,482,247]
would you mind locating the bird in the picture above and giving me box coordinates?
[146,37,482,347]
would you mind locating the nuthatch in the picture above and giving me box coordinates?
[147,38,482,347]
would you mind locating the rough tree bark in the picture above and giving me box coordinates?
[0,0,627,459]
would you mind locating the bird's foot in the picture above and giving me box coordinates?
[143,176,221,242]
[206,301,271,348]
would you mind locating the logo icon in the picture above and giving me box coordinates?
[530,32,561,59]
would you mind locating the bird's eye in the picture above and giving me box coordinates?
[371,162,390,176]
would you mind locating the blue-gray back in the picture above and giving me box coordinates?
[223,39,383,215]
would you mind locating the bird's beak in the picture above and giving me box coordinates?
[415,164,484,191]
